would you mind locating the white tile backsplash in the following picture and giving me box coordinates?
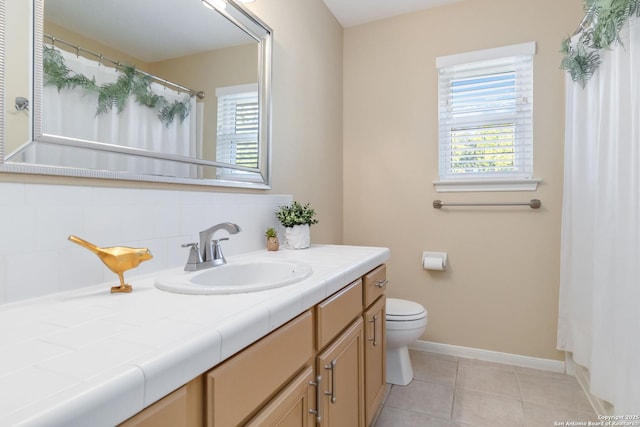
[0,256,5,304]
[0,182,291,304]
[25,183,89,206]
[35,205,86,252]
[6,251,63,301]
[0,205,36,254]
[0,182,26,205]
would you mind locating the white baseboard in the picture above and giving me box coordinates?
[410,340,565,373]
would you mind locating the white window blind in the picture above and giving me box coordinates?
[437,44,534,183]
[216,84,259,171]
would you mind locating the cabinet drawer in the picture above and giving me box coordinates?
[363,265,387,308]
[316,279,363,350]
[206,310,314,427]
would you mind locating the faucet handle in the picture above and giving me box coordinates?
[182,242,203,271]
[210,238,230,266]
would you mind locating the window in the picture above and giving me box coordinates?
[216,83,259,180]
[435,42,538,192]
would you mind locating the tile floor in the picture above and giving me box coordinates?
[374,350,598,427]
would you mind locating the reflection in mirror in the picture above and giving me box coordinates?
[1,0,272,188]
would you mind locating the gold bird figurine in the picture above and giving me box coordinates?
[68,235,153,293]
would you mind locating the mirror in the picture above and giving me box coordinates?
[1,0,272,188]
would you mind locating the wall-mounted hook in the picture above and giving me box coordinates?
[15,97,29,111]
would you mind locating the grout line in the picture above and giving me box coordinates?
[450,357,459,422]
[514,369,530,426]
[514,367,525,402]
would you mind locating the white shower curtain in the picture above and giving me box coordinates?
[42,48,198,177]
[558,18,640,413]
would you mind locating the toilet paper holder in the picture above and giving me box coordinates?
[422,251,448,271]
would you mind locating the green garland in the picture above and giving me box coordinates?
[561,0,640,87]
[43,46,191,127]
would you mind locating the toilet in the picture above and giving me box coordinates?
[385,298,428,386]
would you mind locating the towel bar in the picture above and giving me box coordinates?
[433,199,541,209]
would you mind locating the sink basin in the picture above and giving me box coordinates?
[154,260,313,294]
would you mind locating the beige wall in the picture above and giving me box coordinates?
[1,0,345,245]
[247,0,344,244]
[343,0,583,360]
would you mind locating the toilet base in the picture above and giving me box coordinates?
[386,345,414,386]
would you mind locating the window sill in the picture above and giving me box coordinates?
[433,178,541,192]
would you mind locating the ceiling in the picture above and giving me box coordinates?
[321,0,463,28]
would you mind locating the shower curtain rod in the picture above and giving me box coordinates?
[433,199,542,209]
[572,15,591,36]
[572,5,596,36]
[43,34,205,100]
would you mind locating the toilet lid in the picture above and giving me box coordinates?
[386,298,427,321]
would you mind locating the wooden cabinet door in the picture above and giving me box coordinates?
[119,377,203,427]
[316,318,365,427]
[364,295,386,426]
[246,366,316,427]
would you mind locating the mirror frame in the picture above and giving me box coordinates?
[0,0,273,189]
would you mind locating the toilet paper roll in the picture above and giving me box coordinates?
[422,252,447,271]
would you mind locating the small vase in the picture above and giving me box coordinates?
[267,236,279,251]
[284,224,310,249]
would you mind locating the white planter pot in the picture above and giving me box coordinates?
[284,224,310,249]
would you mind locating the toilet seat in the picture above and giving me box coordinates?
[386,298,427,321]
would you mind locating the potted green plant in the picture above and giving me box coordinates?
[276,201,318,249]
[265,227,279,251]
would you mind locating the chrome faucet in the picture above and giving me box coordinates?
[182,222,241,271]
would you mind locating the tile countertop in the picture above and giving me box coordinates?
[0,244,390,427]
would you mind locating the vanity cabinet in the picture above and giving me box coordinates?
[120,264,387,427]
